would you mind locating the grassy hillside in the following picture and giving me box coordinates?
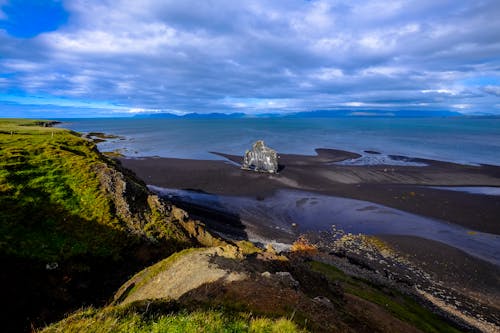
[0,119,192,262]
[0,119,202,332]
[42,246,463,333]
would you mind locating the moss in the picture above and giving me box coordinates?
[310,261,461,333]
[235,240,262,255]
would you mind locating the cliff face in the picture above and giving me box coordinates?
[0,119,222,332]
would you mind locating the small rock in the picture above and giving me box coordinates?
[313,296,333,307]
[261,271,272,278]
[46,262,59,270]
[276,271,300,289]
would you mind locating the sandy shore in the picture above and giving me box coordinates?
[119,148,500,234]
[118,148,500,327]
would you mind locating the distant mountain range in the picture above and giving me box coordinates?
[133,110,464,119]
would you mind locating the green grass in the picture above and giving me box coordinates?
[42,303,307,333]
[310,261,461,333]
[0,119,177,263]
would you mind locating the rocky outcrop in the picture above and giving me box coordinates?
[242,140,279,173]
[92,156,229,252]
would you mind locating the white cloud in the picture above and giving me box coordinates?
[343,102,364,107]
[291,1,333,35]
[341,102,395,108]
[421,89,459,96]
[359,34,386,50]
[45,24,179,54]
[2,60,43,71]
[483,85,500,96]
[452,104,471,109]
[361,66,407,77]
[222,97,292,110]
[311,68,344,81]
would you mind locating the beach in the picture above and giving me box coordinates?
[119,148,500,325]
[120,148,500,234]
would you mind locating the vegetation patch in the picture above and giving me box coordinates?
[290,236,318,254]
[0,119,197,332]
[310,261,461,333]
[235,240,262,255]
[42,301,307,333]
[0,119,128,262]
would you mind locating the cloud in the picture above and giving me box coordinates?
[0,0,499,116]
[483,85,500,97]
[421,89,459,96]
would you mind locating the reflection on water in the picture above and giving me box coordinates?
[151,186,500,266]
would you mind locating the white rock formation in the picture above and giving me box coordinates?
[242,140,279,173]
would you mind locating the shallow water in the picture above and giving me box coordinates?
[335,154,428,166]
[151,186,500,266]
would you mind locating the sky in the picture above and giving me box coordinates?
[0,0,499,117]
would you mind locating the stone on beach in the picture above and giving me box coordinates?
[241,140,279,173]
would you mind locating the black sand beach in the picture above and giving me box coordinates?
[118,148,500,327]
[120,149,500,234]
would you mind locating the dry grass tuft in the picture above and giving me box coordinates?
[290,236,318,254]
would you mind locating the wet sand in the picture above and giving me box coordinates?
[119,148,500,234]
[150,186,500,266]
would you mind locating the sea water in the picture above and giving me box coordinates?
[59,117,500,166]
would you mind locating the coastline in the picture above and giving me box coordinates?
[119,148,500,235]
[117,148,500,326]
[4,116,496,331]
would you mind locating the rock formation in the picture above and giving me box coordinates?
[242,140,279,173]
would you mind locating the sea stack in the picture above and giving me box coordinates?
[242,140,279,173]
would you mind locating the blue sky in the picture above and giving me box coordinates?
[0,0,499,117]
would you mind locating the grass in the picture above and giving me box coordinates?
[0,118,191,265]
[0,119,138,263]
[310,261,461,333]
[235,240,262,255]
[42,302,307,333]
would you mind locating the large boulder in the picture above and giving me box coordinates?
[242,140,279,173]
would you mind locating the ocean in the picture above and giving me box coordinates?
[59,117,500,166]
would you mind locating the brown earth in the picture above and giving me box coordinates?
[113,245,445,332]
